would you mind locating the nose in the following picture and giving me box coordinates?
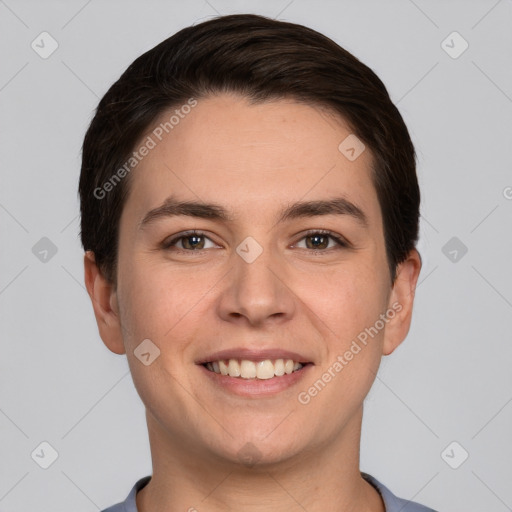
[216,241,296,328]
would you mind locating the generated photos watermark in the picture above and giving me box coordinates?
[297,301,403,405]
[93,97,198,200]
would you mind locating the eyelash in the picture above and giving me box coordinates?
[161,229,349,254]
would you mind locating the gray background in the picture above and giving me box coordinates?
[1,0,511,510]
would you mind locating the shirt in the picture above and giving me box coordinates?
[101,473,438,511]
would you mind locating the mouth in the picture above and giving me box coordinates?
[202,358,312,380]
[196,348,314,396]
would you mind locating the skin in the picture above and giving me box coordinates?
[84,93,421,512]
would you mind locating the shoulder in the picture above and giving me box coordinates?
[362,473,439,512]
[100,475,151,512]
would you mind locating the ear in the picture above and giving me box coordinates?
[84,251,126,355]
[382,248,422,356]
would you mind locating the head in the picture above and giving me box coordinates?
[80,14,421,467]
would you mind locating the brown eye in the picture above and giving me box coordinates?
[162,231,217,251]
[305,233,330,249]
[180,234,206,250]
[295,231,348,251]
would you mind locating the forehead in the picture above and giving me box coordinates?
[123,93,381,228]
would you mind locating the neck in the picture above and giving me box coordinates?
[136,407,384,512]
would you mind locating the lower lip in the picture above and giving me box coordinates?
[198,363,313,397]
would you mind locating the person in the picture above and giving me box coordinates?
[79,13,437,512]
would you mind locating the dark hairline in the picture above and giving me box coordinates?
[79,14,419,288]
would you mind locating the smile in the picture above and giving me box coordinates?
[203,358,307,380]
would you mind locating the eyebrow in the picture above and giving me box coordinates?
[139,196,368,229]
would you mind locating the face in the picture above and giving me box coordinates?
[86,93,420,468]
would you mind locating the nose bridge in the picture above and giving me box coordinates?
[217,236,295,326]
[237,241,277,292]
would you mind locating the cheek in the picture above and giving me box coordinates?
[297,263,388,346]
[117,258,218,348]
[297,267,386,422]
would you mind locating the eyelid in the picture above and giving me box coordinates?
[291,229,350,249]
[161,229,218,250]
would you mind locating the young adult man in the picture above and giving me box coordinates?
[80,14,437,512]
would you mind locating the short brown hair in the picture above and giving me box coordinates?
[79,13,420,284]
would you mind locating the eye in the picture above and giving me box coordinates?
[293,230,348,251]
[162,230,218,251]
[161,229,349,254]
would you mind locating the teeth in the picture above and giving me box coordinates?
[240,360,257,378]
[205,358,304,379]
[274,359,285,376]
[228,358,241,377]
[218,360,229,375]
[256,360,275,380]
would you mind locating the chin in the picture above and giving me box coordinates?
[207,433,308,470]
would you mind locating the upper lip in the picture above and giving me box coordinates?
[196,347,313,365]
